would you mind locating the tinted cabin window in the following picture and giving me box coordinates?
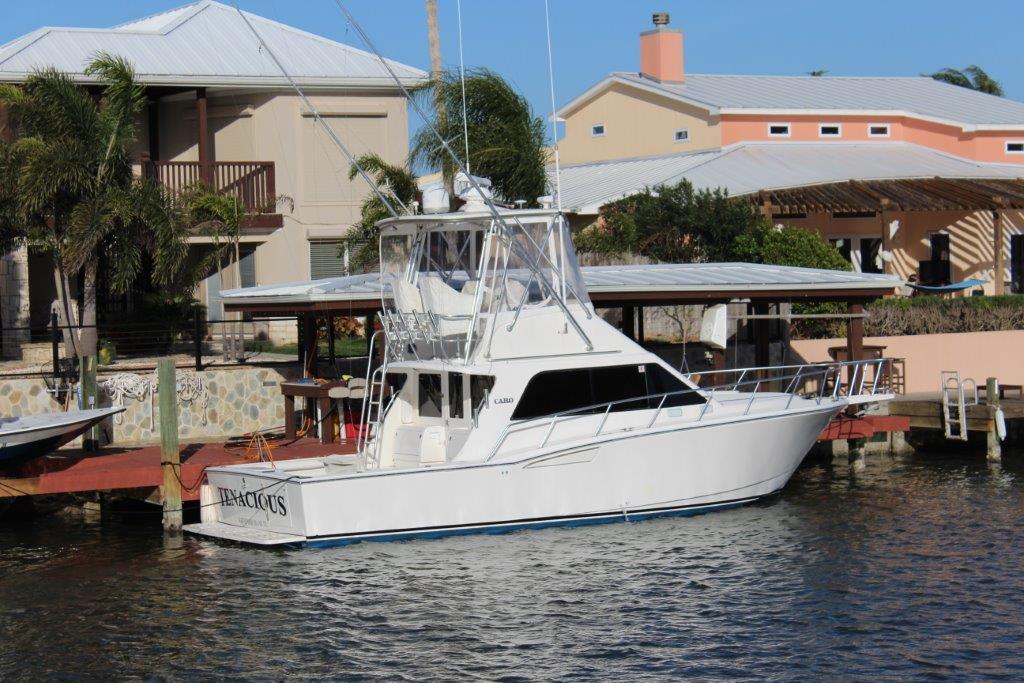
[512,364,704,420]
[448,372,464,419]
[418,374,442,418]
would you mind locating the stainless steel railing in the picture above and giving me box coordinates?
[484,358,895,462]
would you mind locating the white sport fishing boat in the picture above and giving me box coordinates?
[185,204,893,547]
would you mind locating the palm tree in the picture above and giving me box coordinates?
[0,53,195,358]
[806,70,828,77]
[342,153,419,273]
[411,68,548,207]
[929,65,1004,96]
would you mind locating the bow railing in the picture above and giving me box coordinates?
[485,358,897,462]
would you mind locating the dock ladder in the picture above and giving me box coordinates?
[940,370,978,441]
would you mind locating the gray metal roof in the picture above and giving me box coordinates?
[564,73,1024,130]
[221,262,900,307]
[0,1,426,88]
[555,141,1024,214]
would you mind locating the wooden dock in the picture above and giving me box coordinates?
[888,393,1024,432]
[0,438,356,501]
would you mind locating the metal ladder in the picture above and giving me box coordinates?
[358,331,390,468]
[940,370,974,441]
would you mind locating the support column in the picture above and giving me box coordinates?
[879,198,892,276]
[621,305,636,340]
[147,98,160,162]
[637,307,645,345]
[0,246,31,360]
[753,302,770,368]
[846,301,864,389]
[302,314,318,378]
[196,87,211,186]
[993,208,1005,295]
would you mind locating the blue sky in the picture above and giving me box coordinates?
[3,0,1023,126]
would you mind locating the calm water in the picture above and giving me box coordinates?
[2,450,1023,680]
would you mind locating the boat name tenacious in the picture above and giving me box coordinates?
[216,487,288,516]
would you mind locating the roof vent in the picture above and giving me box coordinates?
[652,12,670,27]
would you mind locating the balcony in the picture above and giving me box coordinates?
[143,158,283,229]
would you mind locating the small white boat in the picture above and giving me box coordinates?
[0,407,124,468]
[186,207,893,547]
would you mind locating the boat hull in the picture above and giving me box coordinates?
[189,402,840,547]
[0,407,124,468]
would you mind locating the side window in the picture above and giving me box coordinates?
[418,373,442,418]
[643,364,704,407]
[470,375,495,421]
[513,364,704,420]
[512,368,594,420]
[591,365,649,413]
[448,372,464,419]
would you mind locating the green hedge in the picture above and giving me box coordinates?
[865,295,1024,336]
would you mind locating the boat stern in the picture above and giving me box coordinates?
[185,462,314,545]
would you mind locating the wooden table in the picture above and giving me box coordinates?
[281,380,347,443]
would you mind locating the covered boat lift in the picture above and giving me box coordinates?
[222,262,903,378]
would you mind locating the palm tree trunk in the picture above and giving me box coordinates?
[51,262,79,358]
[78,258,99,358]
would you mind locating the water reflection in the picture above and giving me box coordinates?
[1,451,1023,678]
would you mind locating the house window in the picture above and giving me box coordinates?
[819,123,842,137]
[591,123,605,137]
[1006,141,1024,154]
[768,123,791,137]
[673,128,689,143]
[868,124,890,137]
[309,240,347,280]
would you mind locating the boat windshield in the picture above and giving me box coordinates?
[379,212,590,361]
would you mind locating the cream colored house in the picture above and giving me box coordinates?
[0,1,425,345]
[553,13,1024,296]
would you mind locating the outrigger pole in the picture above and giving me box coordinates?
[333,0,594,352]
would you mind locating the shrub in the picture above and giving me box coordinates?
[866,295,1024,336]
[732,224,852,339]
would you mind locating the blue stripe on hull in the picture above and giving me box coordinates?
[295,496,761,549]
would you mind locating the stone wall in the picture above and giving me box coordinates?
[0,246,31,359]
[0,363,304,447]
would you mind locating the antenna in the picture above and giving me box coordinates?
[456,0,471,176]
[543,0,563,213]
[232,3,403,217]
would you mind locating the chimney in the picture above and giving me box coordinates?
[640,12,684,83]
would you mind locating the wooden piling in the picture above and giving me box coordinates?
[80,355,98,450]
[986,377,1002,463]
[158,358,182,532]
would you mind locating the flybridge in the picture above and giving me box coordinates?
[376,209,595,364]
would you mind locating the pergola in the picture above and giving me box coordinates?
[223,263,903,377]
[753,177,1024,294]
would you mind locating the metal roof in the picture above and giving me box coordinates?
[555,142,1024,214]
[221,262,901,309]
[561,73,1024,130]
[0,1,426,89]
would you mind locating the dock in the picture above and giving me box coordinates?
[0,438,356,501]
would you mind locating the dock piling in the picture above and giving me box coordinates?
[986,377,1002,463]
[80,355,98,450]
[158,358,182,532]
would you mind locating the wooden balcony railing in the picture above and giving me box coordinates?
[143,160,277,214]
